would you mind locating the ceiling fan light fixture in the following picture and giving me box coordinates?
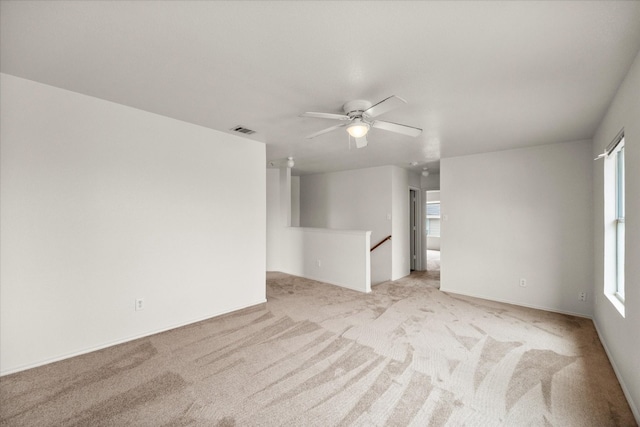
[346,121,370,138]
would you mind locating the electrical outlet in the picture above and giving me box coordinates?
[578,291,587,302]
[519,278,527,287]
[135,298,145,311]
[317,259,321,267]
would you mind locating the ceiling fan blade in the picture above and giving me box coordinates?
[301,112,350,121]
[363,95,407,118]
[372,120,422,137]
[354,135,368,149]
[305,123,347,139]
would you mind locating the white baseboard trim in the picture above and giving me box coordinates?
[280,270,371,293]
[0,299,267,377]
[306,275,370,293]
[593,320,640,424]
[439,287,592,319]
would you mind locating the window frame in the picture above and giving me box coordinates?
[426,201,441,237]
[602,132,625,316]
[613,140,625,302]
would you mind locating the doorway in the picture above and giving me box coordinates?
[426,190,441,272]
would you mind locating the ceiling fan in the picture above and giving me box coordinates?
[301,95,422,148]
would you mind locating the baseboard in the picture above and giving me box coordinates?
[0,299,267,377]
[593,320,640,424]
[303,274,371,293]
[439,287,592,319]
[280,270,371,293]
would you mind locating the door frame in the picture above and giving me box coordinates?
[409,187,422,271]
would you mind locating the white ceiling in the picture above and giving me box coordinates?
[2,1,640,176]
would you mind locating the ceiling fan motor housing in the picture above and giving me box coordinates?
[343,100,372,118]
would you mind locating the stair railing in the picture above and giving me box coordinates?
[370,235,392,252]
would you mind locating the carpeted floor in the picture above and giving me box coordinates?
[1,272,636,426]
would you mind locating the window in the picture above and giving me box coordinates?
[613,140,625,301]
[602,133,625,314]
[426,202,440,237]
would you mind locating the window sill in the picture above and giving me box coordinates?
[605,292,625,318]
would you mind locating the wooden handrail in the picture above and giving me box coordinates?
[371,235,392,252]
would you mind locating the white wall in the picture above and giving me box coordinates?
[441,139,593,317]
[281,168,292,226]
[266,169,282,271]
[291,176,300,227]
[427,237,441,251]
[0,74,266,374]
[408,171,421,189]
[267,168,371,291]
[280,227,371,292]
[592,49,640,421]
[421,173,440,190]
[300,166,393,284]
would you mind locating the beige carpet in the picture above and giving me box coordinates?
[1,272,636,426]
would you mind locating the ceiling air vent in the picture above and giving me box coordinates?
[231,125,256,135]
